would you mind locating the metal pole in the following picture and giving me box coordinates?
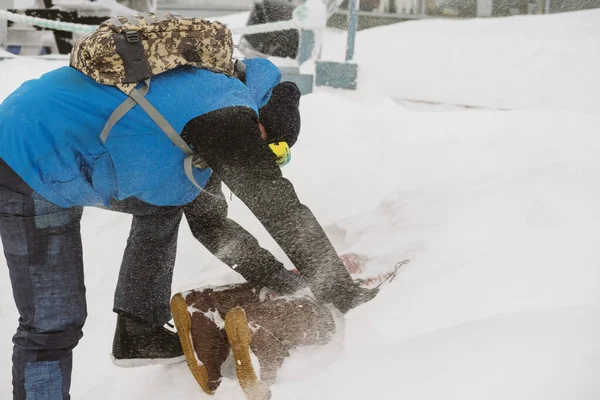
[298,29,316,65]
[545,0,550,13]
[345,0,358,62]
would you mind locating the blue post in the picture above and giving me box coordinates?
[345,0,358,62]
[298,29,316,65]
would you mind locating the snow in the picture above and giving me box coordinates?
[1,8,600,400]
[202,309,226,330]
[320,9,600,115]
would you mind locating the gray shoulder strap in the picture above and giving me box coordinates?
[183,155,199,189]
[100,83,149,143]
[128,84,193,155]
[100,80,206,190]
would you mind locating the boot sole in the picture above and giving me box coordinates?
[225,307,271,400]
[170,293,214,395]
[111,354,185,368]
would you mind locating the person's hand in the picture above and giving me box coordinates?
[332,284,379,314]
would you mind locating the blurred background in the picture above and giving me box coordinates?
[2,0,597,86]
[7,0,600,21]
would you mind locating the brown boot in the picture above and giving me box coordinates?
[170,284,262,394]
[243,296,336,384]
[244,297,336,347]
[248,324,290,385]
[225,297,337,398]
[182,283,261,315]
[225,307,272,400]
[174,285,336,398]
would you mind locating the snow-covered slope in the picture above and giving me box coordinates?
[1,8,599,400]
[321,9,600,115]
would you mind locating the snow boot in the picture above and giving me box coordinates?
[225,307,272,400]
[170,284,261,394]
[243,296,336,384]
[225,297,336,399]
[111,313,185,367]
[172,284,336,398]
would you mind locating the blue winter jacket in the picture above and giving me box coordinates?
[0,58,281,208]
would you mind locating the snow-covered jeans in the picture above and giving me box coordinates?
[0,159,183,399]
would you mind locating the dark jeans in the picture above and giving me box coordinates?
[0,159,182,399]
[107,197,182,326]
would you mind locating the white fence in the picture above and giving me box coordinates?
[0,0,333,57]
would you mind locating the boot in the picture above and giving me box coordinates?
[170,284,259,394]
[224,297,336,399]
[225,307,272,400]
[173,284,336,398]
[111,313,185,367]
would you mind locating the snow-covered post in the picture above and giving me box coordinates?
[315,0,359,89]
[294,0,328,64]
[0,0,13,51]
[281,0,329,94]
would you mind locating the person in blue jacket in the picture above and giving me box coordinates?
[0,57,377,399]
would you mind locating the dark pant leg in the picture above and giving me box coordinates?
[0,160,86,400]
[109,197,183,326]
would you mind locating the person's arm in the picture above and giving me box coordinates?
[182,174,306,295]
[182,106,372,313]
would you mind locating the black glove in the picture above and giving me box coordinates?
[332,284,379,314]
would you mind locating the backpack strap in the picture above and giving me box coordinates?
[100,79,206,190]
[128,80,193,154]
[99,61,248,191]
[100,83,149,143]
[128,80,205,189]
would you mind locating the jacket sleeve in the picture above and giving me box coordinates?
[181,106,358,308]
[182,174,306,295]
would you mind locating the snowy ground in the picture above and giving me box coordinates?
[1,8,600,400]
